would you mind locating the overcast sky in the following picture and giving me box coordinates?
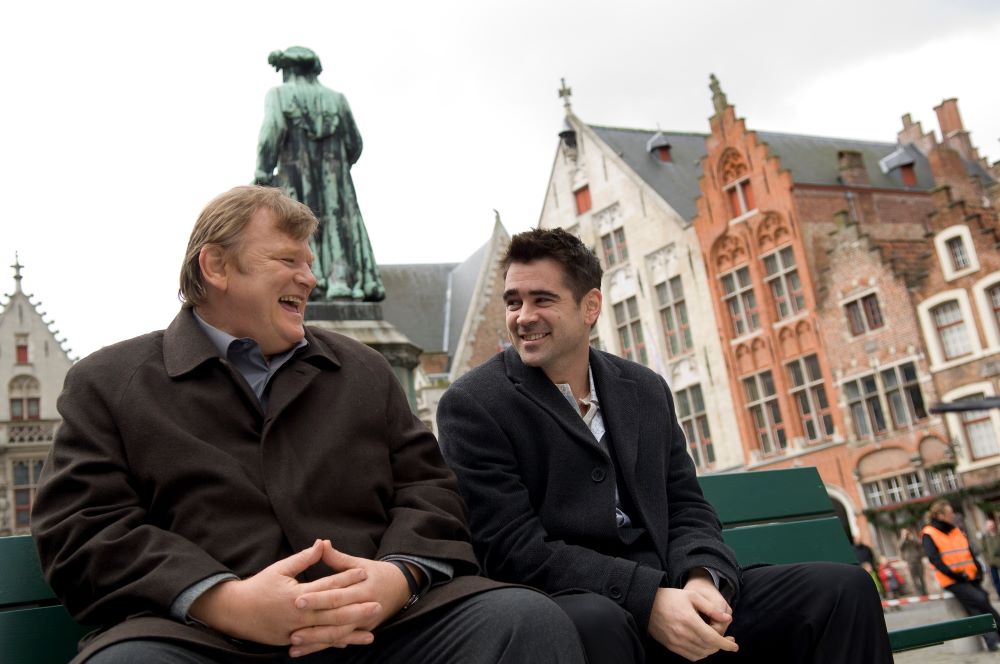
[3,1,999,358]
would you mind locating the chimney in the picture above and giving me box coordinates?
[934,98,978,162]
[837,150,869,186]
[934,99,964,137]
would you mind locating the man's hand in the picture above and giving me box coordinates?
[287,541,422,657]
[189,540,378,650]
[684,569,733,637]
[648,584,738,661]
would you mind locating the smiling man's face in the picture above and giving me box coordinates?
[503,258,600,383]
[216,207,317,356]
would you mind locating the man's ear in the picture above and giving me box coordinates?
[583,288,602,326]
[198,245,229,293]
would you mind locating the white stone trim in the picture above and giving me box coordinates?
[941,382,1000,466]
[972,271,1000,351]
[934,225,980,282]
[917,288,983,371]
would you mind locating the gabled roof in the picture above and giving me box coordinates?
[587,123,992,222]
[378,263,457,354]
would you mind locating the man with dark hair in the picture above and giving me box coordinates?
[437,227,892,663]
[31,186,585,664]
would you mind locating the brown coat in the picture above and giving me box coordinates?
[32,309,502,661]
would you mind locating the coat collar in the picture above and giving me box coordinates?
[502,346,640,473]
[163,308,342,378]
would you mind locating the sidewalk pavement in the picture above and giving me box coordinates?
[886,597,1000,663]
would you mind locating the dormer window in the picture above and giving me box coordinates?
[15,334,28,364]
[646,132,672,163]
[900,164,917,187]
[574,186,592,215]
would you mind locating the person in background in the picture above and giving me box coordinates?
[898,528,927,596]
[980,519,1000,600]
[922,500,1000,651]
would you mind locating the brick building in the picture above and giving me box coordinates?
[530,77,998,552]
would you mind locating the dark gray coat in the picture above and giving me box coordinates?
[32,309,502,661]
[437,347,740,631]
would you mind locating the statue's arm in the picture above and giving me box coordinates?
[255,88,287,185]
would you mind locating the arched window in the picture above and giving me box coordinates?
[8,375,40,421]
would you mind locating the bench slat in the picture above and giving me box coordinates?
[0,535,58,606]
[699,467,836,525]
[721,517,857,566]
[0,605,91,664]
[889,614,997,652]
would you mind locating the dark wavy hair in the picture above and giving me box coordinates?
[502,227,602,302]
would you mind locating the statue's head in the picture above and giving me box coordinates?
[268,46,323,76]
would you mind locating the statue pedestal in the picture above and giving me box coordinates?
[305,302,422,412]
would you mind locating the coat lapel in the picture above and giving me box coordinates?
[502,347,605,457]
[265,327,340,429]
[589,350,641,502]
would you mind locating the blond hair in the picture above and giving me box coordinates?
[926,498,953,524]
[179,186,318,307]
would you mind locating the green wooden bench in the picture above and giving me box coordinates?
[3,467,996,660]
[699,466,997,653]
[0,534,91,664]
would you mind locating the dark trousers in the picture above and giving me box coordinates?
[948,579,1000,648]
[85,588,586,664]
[990,565,1000,599]
[556,563,893,664]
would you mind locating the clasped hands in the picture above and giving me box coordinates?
[648,569,739,661]
[190,539,417,658]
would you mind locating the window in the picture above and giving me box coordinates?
[845,293,884,336]
[720,266,759,337]
[957,394,1000,459]
[786,355,834,442]
[763,246,805,319]
[8,375,41,422]
[656,146,672,163]
[863,472,930,508]
[574,186,592,215]
[12,459,45,530]
[656,277,692,357]
[843,362,926,439]
[724,178,756,218]
[900,164,917,187]
[989,284,1000,336]
[15,334,28,364]
[927,468,959,494]
[844,375,887,438]
[676,385,714,469]
[946,236,970,272]
[743,370,786,455]
[881,363,927,427]
[931,300,973,359]
[600,228,628,267]
[613,297,647,365]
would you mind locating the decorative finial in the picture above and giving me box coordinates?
[11,253,23,293]
[558,78,573,113]
[709,73,728,116]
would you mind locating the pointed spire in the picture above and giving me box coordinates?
[558,77,573,113]
[11,253,23,293]
[709,73,728,116]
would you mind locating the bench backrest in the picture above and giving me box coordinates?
[0,534,91,664]
[698,466,857,566]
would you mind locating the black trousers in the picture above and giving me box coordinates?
[85,588,586,664]
[947,579,1000,647]
[556,562,893,664]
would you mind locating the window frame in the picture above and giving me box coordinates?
[742,370,786,456]
[720,265,760,338]
[786,354,834,443]
[762,245,805,320]
[675,384,714,469]
[656,276,692,358]
[613,296,647,366]
[844,292,885,336]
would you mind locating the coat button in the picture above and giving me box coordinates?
[609,585,623,600]
[591,468,606,482]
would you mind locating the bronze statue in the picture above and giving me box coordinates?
[255,47,385,301]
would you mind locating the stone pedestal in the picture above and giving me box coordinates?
[305,301,422,412]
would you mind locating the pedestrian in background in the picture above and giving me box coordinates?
[980,519,1000,599]
[922,500,1000,651]
[898,528,927,595]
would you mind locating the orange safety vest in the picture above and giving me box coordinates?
[922,524,978,588]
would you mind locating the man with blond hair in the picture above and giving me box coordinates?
[32,186,584,664]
